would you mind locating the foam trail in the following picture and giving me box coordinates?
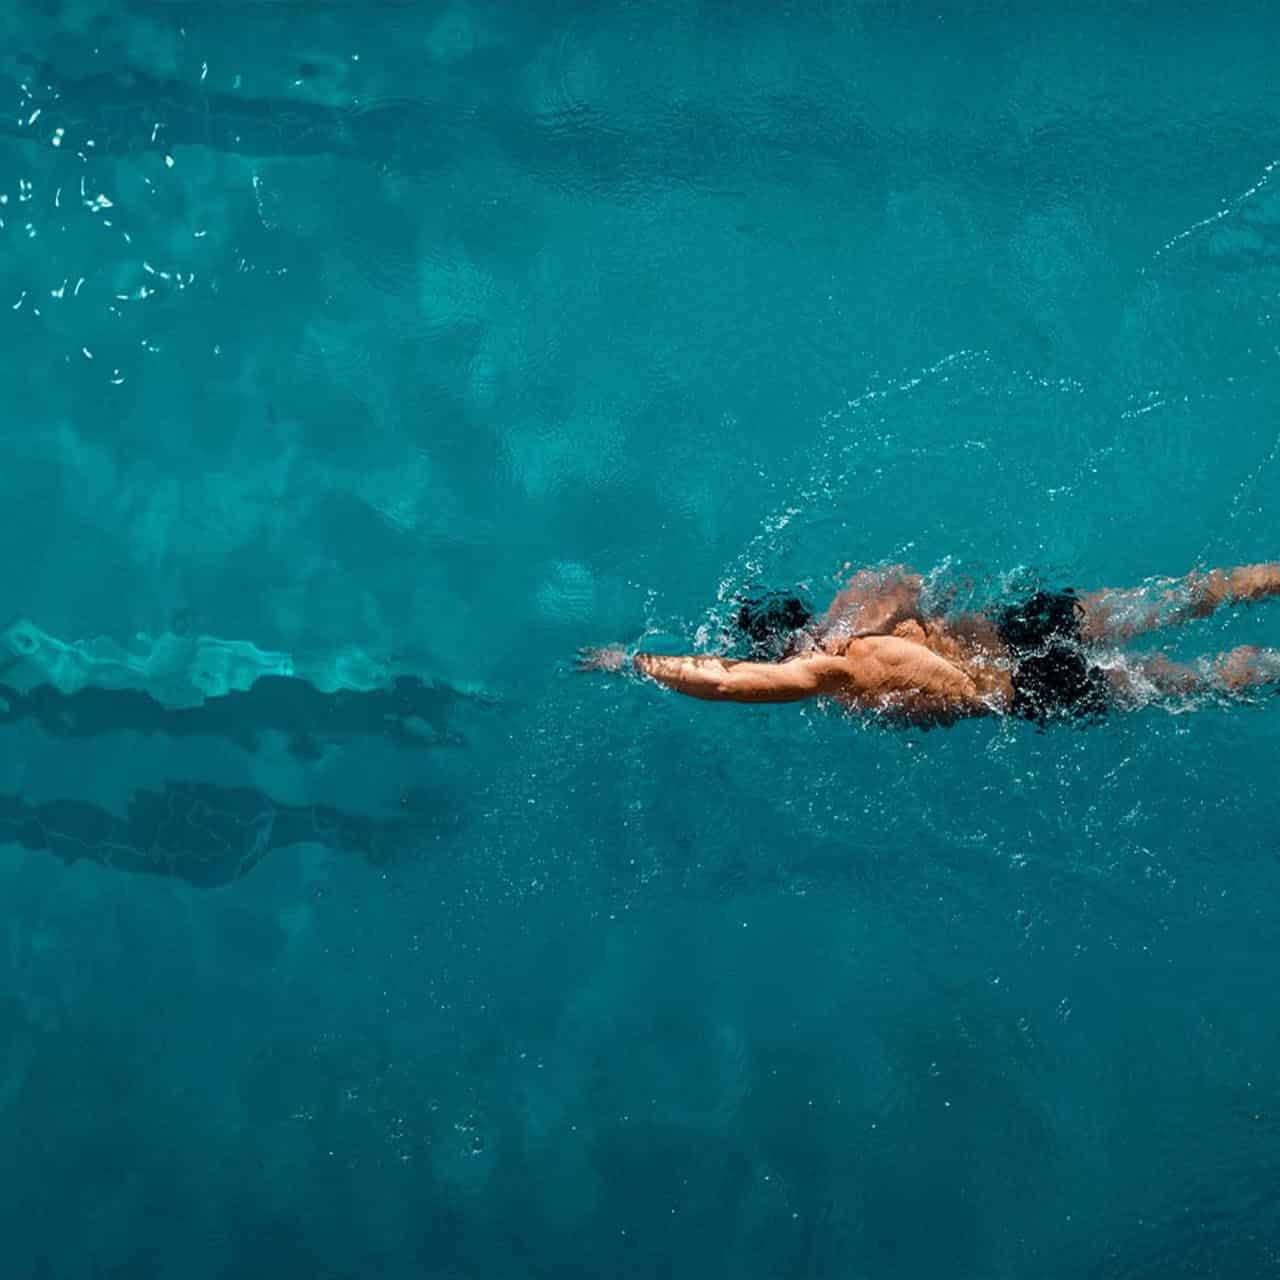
[1194,421,1280,569]
[1151,157,1278,261]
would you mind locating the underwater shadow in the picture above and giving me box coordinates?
[0,780,416,888]
[0,674,469,759]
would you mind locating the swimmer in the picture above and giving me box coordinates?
[577,562,1280,725]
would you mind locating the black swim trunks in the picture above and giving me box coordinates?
[996,589,1111,723]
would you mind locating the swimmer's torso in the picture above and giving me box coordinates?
[815,618,1015,720]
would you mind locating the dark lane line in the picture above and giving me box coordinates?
[0,780,415,887]
[0,674,470,758]
[11,61,1275,203]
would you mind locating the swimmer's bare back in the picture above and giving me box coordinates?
[577,560,1280,725]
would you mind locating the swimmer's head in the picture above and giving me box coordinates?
[735,592,814,660]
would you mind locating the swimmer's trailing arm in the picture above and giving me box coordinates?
[631,653,847,703]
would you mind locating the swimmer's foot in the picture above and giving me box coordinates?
[1212,645,1280,693]
[1231,562,1280,603]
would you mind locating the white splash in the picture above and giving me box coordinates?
[1152,157,1278,261]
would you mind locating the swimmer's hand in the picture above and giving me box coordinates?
[576,645,628,673]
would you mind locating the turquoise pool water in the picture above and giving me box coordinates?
[3,1,1280,1275]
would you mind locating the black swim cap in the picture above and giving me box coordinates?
[735,592,814,660]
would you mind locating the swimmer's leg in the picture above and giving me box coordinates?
[1211,645,1280,694]
[1106,646,1280,706]
[1081,562,1280,645]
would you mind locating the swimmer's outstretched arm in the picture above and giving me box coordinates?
[631,653,849,702]
[576,646,843,700]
